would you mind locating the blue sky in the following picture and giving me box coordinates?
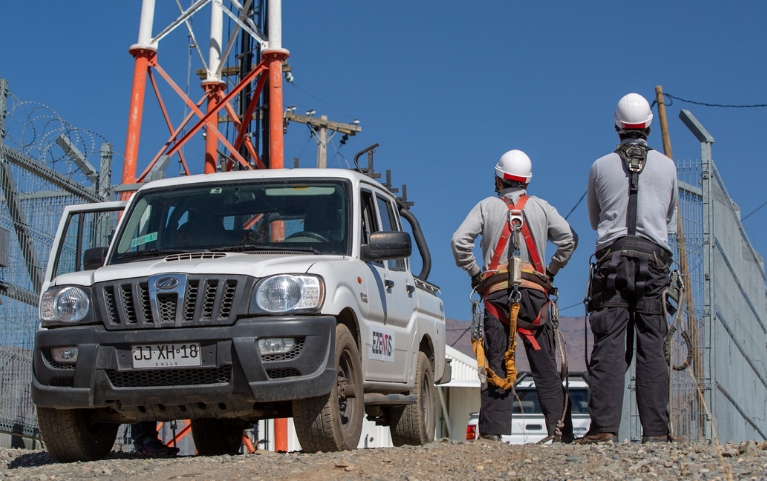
[3,1,767,321]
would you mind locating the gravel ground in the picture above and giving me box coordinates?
[1,439,766,480]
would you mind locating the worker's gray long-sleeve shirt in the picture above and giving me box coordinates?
[451,186,578,278]
[587,139,677,253]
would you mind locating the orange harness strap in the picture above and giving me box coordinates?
[473,301,520,390]
[484,195,545,350]
[487,196,544,274]
[485,300,541,351]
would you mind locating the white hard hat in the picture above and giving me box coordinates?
[614,93,653,130]
[495,150,532,184]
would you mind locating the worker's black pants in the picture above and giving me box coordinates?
[479,289,573,440]
[587,245,670,437]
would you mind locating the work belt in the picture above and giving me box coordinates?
[588,235,671,314]
[481,262,553,346]
[479,261,553,297]
[595,235,672,268]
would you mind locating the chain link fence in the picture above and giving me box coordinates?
[0,78,113,442]
[626,110,767,443]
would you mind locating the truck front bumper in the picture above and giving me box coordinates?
[32,316,336,416]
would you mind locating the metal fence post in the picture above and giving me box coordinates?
[99,142,113,201]
[679,109,715,441]
[0,78,7,143]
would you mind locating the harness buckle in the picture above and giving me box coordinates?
[509,209,524,228]
[620,145,649,173]
[509,286,521,304]
[627,158,643,173]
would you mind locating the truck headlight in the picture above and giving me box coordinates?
[40,286,92,325]
[251,275,324,314]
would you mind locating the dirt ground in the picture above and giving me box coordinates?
[1,438,767,480]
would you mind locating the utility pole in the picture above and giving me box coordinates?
[655,84,702,439]
[284,111,361,168]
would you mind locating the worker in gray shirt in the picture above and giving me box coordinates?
[580,93,678,444]
[452,150,577,442]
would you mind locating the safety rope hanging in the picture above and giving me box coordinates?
[663,270,693,371]
[536,292,570,444]
[662,267,691,441]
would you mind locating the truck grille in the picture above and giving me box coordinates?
[50,377,75,387]
[106,366,232,387]
[95,275,251,330]
[266,368,301,379]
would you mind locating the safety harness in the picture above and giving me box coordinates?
[582,143,693,438]
[586,144,670,359]
[616,142,652,237]
[470,196,552,391]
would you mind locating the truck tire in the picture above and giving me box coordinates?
[191,419,245,455]
[388,351,437,446]
[37,407,118,462]
[293,323,363,452]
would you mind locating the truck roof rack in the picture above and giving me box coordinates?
[353,143,413,211]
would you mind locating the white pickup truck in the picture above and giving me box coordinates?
[32,163,449,462]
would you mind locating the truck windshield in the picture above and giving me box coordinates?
[110,179,351,263]
[512,387,589,415]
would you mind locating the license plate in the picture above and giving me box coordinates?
[131,343,202,368]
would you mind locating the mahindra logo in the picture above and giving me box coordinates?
[155,277,180,290]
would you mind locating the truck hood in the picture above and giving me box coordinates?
[50,252,344,286]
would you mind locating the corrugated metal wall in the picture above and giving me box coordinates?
[710,164,767,441]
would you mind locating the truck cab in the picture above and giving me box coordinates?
[33,167,449,462]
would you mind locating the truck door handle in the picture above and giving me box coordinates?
[525,424,543,431]
[406,284,415,293]
[384,279,394,289]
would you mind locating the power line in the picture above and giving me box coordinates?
[652,93,767,110]
[288,82,358,121]
[742,200,767,222]
[559,301,583,312]
[450,326,471,347]
[290,133,314,167]
[564,191,587,220]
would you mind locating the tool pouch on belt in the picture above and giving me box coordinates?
[587,236,672,313]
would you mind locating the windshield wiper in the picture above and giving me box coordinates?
[118,248,185,259]
[209,244,320,254]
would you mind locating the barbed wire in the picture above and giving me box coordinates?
[4,93,120,185]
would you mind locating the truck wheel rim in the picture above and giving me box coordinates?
[337,348,358,430]
[421,372,432,427]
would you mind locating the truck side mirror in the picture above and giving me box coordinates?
[361,231,412,262]
[83,247,109,271]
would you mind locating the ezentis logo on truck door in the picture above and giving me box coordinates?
[370,327,395,362]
